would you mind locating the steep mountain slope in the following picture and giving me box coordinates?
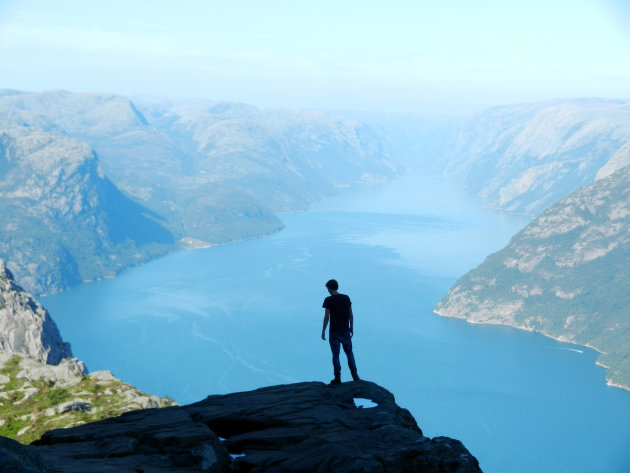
[0,125,174,295]
[436,165,630,389]
[444,99,630,215]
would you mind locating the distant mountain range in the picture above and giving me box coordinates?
[0,89,396,294]
[443,99,630,216]
[436,164,630,389]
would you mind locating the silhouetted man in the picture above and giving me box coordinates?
[321,279,359,384]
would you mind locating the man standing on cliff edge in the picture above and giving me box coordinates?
[321,279,360,384]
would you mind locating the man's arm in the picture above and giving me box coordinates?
[321,309,330,340]
[349,306,354,336]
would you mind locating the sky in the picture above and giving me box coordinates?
[0,0,629,114]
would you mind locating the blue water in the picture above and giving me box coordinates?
[43,173,630,473]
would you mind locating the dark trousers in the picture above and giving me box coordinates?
[329,332,357,377]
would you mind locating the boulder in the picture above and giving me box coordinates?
[15,358,86,387]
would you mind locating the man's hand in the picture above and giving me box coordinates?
[321,331,326,340]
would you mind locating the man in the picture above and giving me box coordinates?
[321,279,360,384]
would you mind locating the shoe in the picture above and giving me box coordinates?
[330,377,341,385]
[351,371,360,381]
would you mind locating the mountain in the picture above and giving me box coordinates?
[443,99,630,216]
[0,124,174,296]
[435,164,630,389]
[105,99,396,243]
[0,258,173,444]
[2,381,481,473]
[0,89,396,293]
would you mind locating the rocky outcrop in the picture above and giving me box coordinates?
[0,260,71,364]
[436,164,630,390]
[25,381,480,473]
[0,352,173,445]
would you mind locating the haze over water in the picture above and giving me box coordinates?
[44,171,630,473]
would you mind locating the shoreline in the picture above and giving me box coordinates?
[434,309,630,393]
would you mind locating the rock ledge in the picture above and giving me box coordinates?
[21,381,481,473]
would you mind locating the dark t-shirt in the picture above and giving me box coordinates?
[322,294,352,335]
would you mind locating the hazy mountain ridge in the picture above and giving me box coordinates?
[0,89,396,293]
[142,101,396,241]
[444,99,630,215]
[435,164,630,389]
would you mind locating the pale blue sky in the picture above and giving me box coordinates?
[1,0,629,113]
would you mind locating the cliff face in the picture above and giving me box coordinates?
[0,126,174,296]
[0,260,71,365]
[436,164,630,389]
[14,381,481,473]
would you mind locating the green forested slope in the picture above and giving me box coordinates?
[436,165,630,389]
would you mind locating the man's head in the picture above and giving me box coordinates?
[325,279,339,292]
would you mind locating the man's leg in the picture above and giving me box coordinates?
[329,334,342,383]
[339,335,359,380]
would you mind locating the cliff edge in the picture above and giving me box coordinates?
[3,381,481,473]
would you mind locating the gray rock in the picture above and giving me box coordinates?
[0,261,72,364]
[15,357,86,387]
[56,399,92,414]
[86,370,116,381]
[32,381,480,473]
